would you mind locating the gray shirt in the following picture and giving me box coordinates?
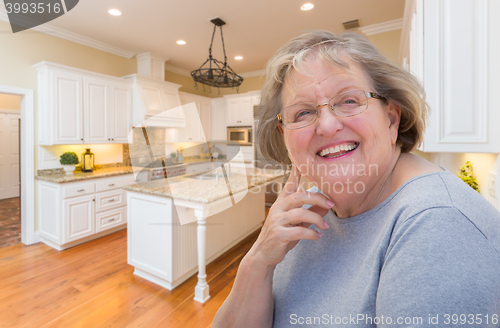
[272,171,500,327]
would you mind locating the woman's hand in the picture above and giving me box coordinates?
[247,165,333,269]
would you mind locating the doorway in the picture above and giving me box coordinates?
[0,94,21,248]
[0,85,35,246]
[0,95,21,248]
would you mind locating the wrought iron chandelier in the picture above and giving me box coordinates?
[191,18,243,91]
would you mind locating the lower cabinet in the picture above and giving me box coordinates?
[38,174,134,250]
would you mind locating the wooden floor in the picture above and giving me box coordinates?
[0,226,261,328]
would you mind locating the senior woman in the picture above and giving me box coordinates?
[213,31,500,327]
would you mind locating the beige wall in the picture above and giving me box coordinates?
[366,29,402,63]
[0,94,21,110]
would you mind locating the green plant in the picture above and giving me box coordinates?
[170,152,176,158]
[60,152,79,165]
[458,161,479,192]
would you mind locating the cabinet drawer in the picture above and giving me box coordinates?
[95,189,126,213]
[186,162,213,174]
[63,182,95,199]
[96,206,126,232]
[96,176,126,192]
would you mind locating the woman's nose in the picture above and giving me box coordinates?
[315,104,343,136]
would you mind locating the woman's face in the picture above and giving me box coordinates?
[280,56,400,196]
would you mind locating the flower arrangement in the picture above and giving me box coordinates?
[458,161,479,192]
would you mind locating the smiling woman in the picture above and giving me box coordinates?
[212,31,500,328]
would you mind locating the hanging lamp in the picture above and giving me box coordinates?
[191,18,243,92]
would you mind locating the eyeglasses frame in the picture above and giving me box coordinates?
[276,90,387,130]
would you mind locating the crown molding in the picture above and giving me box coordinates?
[0,9,135,59]
[164,64,191,77]
[359,18,403,36]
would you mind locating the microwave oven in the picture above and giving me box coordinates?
[227,126,252,146]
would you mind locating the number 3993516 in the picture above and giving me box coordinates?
[5,2,62,14]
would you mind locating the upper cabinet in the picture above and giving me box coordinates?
[400,0,500,153]
[35,62,132,145]
[225,94,254,126]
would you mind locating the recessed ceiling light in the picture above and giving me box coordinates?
[300,3,314,11]
[176,40,186,45]
[108,9,122,16]
[235,56,243,60]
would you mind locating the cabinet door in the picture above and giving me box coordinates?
[110,83,131,143]
[52,70,83,144]
[84,77,109,143]
[199,99,211,141]
[211,98,226,140]
[63,194,95,243]
[239,97,254,125]
[226,99,239,126]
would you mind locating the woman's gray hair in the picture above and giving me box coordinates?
[256,30,429,164]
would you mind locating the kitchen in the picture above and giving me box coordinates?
[1,0,500,326]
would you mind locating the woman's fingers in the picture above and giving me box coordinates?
[283,207,329,230]
[278,164,301,199]
[275,190,334,212]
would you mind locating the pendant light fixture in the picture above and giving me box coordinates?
[191,18,243,92]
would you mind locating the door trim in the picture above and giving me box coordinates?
[0,85,36,245]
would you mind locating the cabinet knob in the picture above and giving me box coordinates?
[108,218,115,222]
[81,138,83,141]
[108,199,115,202]
[109,184,115,186]
[77,189,85,192]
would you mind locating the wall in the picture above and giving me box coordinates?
[366,29,402,63]
[0,94,21,110]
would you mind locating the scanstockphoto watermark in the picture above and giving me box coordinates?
[289,313,499,326]
[248,160,380,196]
[290,313,424,326]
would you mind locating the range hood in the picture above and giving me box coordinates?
[123,53,186,128]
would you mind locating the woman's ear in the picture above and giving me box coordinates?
[387,101,401,145]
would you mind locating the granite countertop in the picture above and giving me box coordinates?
[123,168,286,204]
[35,166,137,183]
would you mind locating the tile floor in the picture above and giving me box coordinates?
[0,197,21,249]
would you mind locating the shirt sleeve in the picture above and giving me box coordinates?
[376,207,500,328]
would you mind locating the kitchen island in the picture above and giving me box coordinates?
[123,167,286,303]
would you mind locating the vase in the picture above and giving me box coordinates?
[62,164,76,175]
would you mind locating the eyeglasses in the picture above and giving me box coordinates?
[277,89,386,130]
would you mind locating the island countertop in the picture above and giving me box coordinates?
[123,168,287,203]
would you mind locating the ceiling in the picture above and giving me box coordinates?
[2,0,405,74]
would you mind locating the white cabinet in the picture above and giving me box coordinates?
[225,95,253,126]
[64,194,95,242]
[211,98,227,140]
[400,0,500,153]
[38,174,132,250]
[51,70,84,144]
[169,92,211,142]
[34,62,132,145]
